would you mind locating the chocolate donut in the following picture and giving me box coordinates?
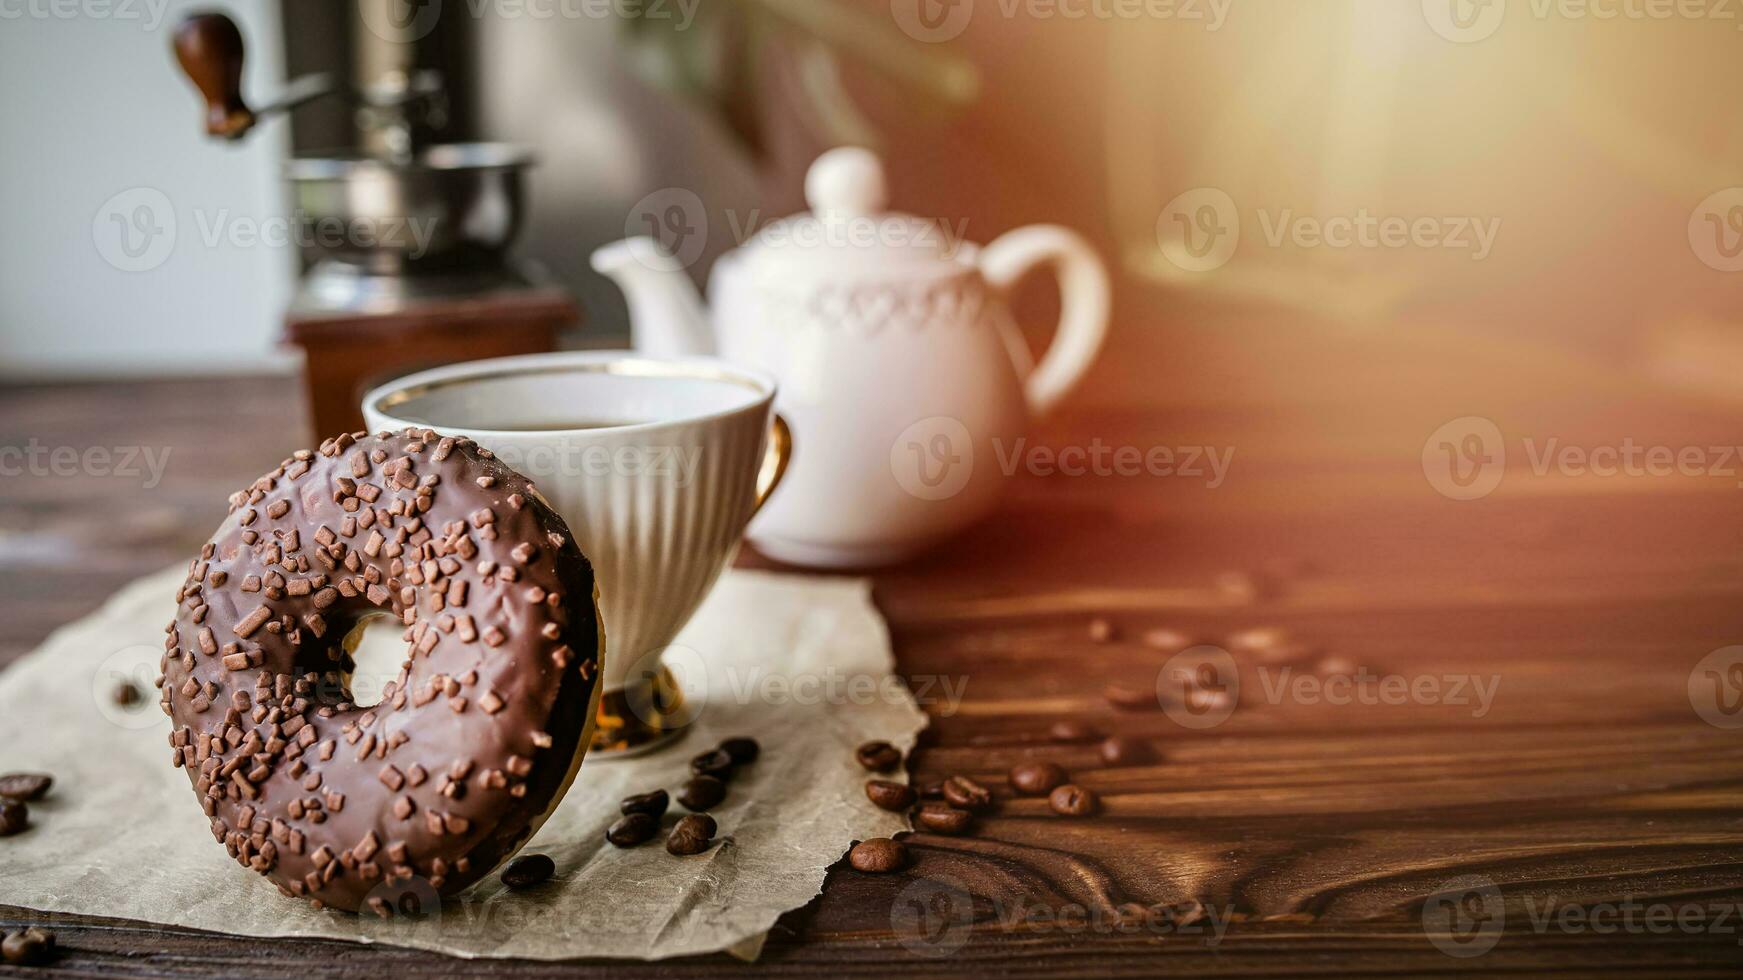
[157,429,604,915]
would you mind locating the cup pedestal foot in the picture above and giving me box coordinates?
[588,667,690,757]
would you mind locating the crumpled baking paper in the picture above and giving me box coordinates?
[0,565,924,961]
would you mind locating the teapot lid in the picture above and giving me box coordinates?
[737,148,967,283]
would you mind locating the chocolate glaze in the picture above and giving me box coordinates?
[158,429,602,915]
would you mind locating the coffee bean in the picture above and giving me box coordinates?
[690,748,736,780]
[0,927,53,966]
[912,803,973,835]
[1099,736,1153,767]
[1226,627,1288,652]
[1088,617,1117,642]
[1048,720,1099,743]
[1008,761,1068,796]
[848,837,907,873]
[855,741,902,773]
[621,789,669,819]
[918,780,945,800]
[1048,783,1099,817]
[606,812,660,847]
[1140,628,1193,652]
[941,775,993,813]
[864,779,916,811]
[677,775,726,811]
[0,800,27,837]
[718,736,760,765]
[1104,684,1158,712]
[113,682,142,707]
[501,853,555,889]
[0,773,51,802]
[1315,654,1359,678]
[667,813,717,855]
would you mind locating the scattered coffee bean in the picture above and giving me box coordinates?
[917,780,945,800]
[0,800,27,837]
[621,789,670,819]
[855,741,902,773]
[941,775,993,813]
[1099,736,1153,767]
[677,774,727,811]
[607,812,660,847]
[912,803,973,835]
[1104,684,1158,712]
[1226,627,1288,652]
[113,682,142,707]
[1183,687,1234,712]
[667,813,717,855]
[864,779,917,811]
[1140,628,1193,652]
[1048,719,1099,742]
[1315,654,1359,677]
[1048,783,1099,817]
[718,736,760,765]
[848,837,908,873]
[0,927,53,966]
[1008,761,1068,796]
[1088,617,1117,642]
[501,853,555,889]
[0,773,51,802]
[1216,570,1274,603]
[690,748,736,780]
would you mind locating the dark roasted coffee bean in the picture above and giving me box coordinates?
[677,775,727,811]
[690,748,736,780]
[855,740,902,773]
[848,837,908,873]
[912,803,973,835]
[1048,720,1099,743]
[1099,736,1153,767]
[667,813,716,855]
[941,775,993,813]
[864,779,917,812]
[1,927,53,966]
[501,853,555,889]
[718,737,760,765]
[1008,761,1068,796]
[0,800,27,837]
[621,789,669,818]
[1104,684,1158,711]
[1048,783,1099,817]
[606,812,660,847]
[917,780,945,800]
[0,773,51,801]
[113,682,142,707]
[1088,617,1117,642]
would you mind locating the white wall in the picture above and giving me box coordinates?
[0,0,296,378]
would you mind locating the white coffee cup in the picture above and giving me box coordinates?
[362,351,790,753]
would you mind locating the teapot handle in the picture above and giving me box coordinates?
[978,225,1110,417]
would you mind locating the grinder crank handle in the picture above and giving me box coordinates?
[172,12,332,141]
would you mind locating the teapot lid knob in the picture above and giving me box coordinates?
[805,147,887,218]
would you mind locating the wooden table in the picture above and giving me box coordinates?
[5,324,1743,975]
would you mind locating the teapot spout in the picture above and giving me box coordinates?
[590,237,714,358]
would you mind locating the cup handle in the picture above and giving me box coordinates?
[752,413,793,518]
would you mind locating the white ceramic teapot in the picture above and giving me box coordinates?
[591,147,1110,568]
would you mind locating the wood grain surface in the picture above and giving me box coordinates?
[4,324,1743,975]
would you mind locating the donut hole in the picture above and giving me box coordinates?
[339,612,407,710]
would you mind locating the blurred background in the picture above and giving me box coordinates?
[4,0,1743,410]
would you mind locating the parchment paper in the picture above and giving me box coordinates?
[0,565,926,961]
